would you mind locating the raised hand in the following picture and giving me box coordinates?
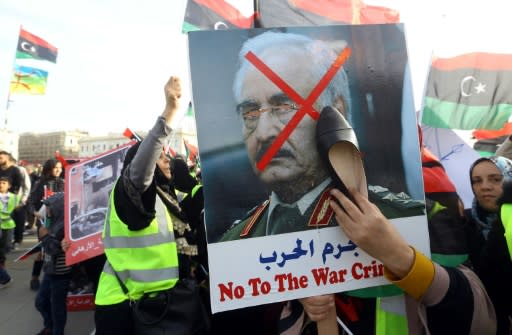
[163,76,182,125]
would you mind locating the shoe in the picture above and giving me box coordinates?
[30,279,40,291]
[316,106,368,204]
[12,242,20,251]
[35,328,52,335]
[24,227,36,236]
[0,278,12,289]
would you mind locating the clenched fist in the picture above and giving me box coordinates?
[163,76,182,125]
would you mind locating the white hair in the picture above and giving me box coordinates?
[232,31,352,118]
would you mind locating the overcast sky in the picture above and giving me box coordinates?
[0,0,509,135]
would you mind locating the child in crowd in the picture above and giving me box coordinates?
[0,176,20,288]
[35,192,72,335]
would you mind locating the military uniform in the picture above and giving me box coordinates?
[220,184,425,241]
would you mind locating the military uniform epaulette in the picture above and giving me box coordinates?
[368,185,425,218]
[220,188,335,240]
[225,200,270,232]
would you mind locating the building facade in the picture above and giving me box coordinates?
[17,126,198,164]
[0,129,19,158]
[18,130,88,163]
[78,133,139,159]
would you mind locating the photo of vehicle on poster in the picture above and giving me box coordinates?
[64,143,133,265]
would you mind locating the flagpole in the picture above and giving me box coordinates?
[253,0,262,28]
[3,25,22,130]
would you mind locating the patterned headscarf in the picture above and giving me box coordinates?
[469,156,512,239]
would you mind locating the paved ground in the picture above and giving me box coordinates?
[0,234,95,335]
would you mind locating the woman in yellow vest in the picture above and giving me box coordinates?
[94,76,207,335]
[465,156,512,335]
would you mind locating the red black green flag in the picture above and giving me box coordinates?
[182,0,399,32]
[422,52,512,130]
[183,139,199,164]
[16,28,58,63]
[182,0,254,32]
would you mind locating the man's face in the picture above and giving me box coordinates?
[0,154,9,167]
[238,49,326,187]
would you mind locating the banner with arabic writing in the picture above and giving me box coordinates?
[188,24,429,313]
[64,143,132,265]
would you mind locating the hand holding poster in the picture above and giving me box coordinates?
[188,24,429,313]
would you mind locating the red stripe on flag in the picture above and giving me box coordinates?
[432,52,512,71]
[473,122,512,140]
[20,28,58,53]
[194,0,255,28]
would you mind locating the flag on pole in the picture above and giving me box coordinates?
[16,28,58,63]
[123,128,142,142]
[183,139,199,164]
[54,151,68,169]
[421,52,512,130]
[185,101,194,117]
[10,64,48,95]
[9,28,58,97]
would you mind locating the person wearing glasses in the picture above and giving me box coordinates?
[220,31,424,241]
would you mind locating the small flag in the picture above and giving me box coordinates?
[422,52,512,130]
[10,65,48,95]
[16,28,58,63]
[185,101,194,117]
[14,242,42,262]
[183,139,199,164]
[167,146,177,158]
[123,128,142,142]
[54,151,68,169]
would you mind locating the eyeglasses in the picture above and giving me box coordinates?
[239,103,301,130]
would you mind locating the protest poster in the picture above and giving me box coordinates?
[188,24,429,313]
[64,143,132,265]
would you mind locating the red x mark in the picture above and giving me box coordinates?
[245,46,352,171]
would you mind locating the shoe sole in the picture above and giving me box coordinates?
[329,142,368,198]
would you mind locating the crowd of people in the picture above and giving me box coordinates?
[1,33,511,335]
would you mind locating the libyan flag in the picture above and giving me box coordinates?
[16,28,58,63]
[183,0,254,32]
[422,52,512,130]
[182,0,399,32]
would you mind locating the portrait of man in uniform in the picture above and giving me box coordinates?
[188,26,426,244]
[188,25,429,312]
[217,31,424,241]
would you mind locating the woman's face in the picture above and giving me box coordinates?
[52,162,63,178]
[156,152,171,180]
[471,160,504,212]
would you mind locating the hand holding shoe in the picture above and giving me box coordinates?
[329,188,414,279]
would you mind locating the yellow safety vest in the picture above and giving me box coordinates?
[95,184,179,305]
[499,204,512,260]
[182,184,202,201]
[0,193,18,230]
